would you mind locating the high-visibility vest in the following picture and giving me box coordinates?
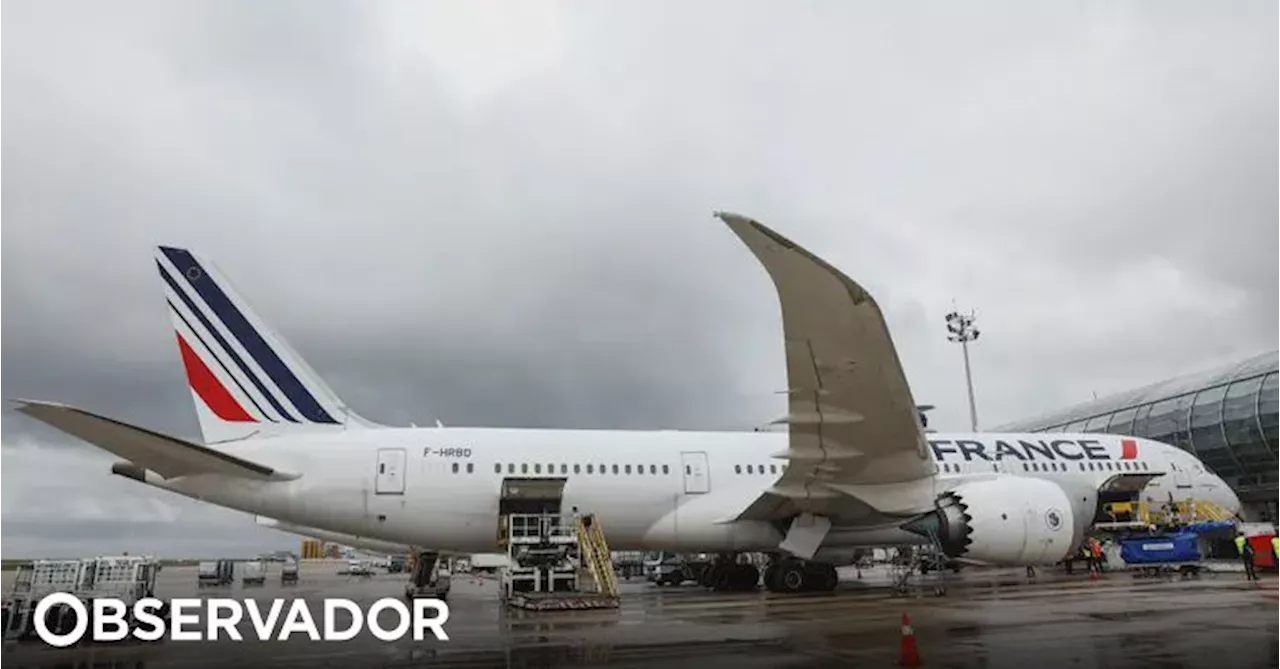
[1234,536,1247,554]
[1272,537,1278,558]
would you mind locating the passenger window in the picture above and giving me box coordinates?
[547,463,554,473]
[534,464,542,474]
[637,465,644,475]
[650,465,657,474]
[770,464,777,474]
[663,465,670,475]
[379,464,385,474]
[451,463,459,474]
[686,465,692,475]
[735,465,742,474]
[599,463,605,474]
[508,463,515,474]
[494,463,501,474]
[625,465,632,474]
[466,463,474,474]
[612,465,619,474]
[586,464,594,474]
[521,463,529,474]
[574,464,581,474]
[747,465,754,474]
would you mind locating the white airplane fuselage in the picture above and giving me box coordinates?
[127,426,1239,561]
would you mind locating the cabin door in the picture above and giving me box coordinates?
[375,448,407,495]
[680,451,710,494]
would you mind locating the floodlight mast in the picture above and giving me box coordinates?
[945,305,981,432]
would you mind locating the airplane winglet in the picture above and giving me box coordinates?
[11,398,299,481]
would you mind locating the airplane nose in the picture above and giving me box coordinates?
[1221,480,1243,518]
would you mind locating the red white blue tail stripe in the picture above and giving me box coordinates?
[156,246,340,426]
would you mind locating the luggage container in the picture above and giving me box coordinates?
[1119,532,1204,578]
[240,560,266,586]
[198,559,235,587]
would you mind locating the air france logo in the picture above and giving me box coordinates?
[928,438,1140,463]
[1045,509,1064,532]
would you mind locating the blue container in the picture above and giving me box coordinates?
[1120,533,1201,564]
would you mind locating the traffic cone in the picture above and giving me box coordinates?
[899,612,922,666]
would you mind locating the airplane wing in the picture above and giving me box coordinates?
[716,212,935,521]
[12,399,298,481]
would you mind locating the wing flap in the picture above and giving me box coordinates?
[12,399,297,481]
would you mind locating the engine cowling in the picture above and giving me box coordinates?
[902,477,1096,566]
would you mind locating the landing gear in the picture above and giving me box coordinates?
[763,558,838,593]
[699,555,761,592]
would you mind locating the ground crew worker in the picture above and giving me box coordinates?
[1272,536,1278,563]
[1235,531,1258,581]
[1089,537,1104,575]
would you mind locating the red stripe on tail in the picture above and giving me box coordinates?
[1120,438,1138,460]
[176,334,257,423]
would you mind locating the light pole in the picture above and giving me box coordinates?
[946,306,981,432]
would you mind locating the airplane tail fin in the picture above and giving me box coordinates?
[154,246,383,444]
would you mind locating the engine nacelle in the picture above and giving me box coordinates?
[903,477,1096,566]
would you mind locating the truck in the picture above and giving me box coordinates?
[280,559,299,585]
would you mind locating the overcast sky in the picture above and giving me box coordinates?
[3,1,1276,558]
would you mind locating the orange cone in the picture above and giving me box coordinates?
[899,613,922,666]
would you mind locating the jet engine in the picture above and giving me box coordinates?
[902,477,1096,566]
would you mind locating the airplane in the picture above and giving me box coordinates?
[12,212,1242,594]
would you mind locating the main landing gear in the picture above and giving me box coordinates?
[763,558,838,593]
[697,554,839,593]
[698,555,760,592]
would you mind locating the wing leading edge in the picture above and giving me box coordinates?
[715,212,935,522]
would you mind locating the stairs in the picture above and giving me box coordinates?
[575,514,619,597]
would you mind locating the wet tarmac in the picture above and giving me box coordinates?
[2,562,1275,668]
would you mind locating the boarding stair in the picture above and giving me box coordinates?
[576,514,619,597]
[891,525,951,597]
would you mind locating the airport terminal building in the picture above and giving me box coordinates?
[996,350,1279,523]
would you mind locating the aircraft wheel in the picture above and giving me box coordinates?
[712,565,733,591]
[818,564,839,592]
[777,563,807,593]
[734,563,760,591]
[698,564,716,588]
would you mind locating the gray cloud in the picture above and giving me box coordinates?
[3,0,1276,557]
